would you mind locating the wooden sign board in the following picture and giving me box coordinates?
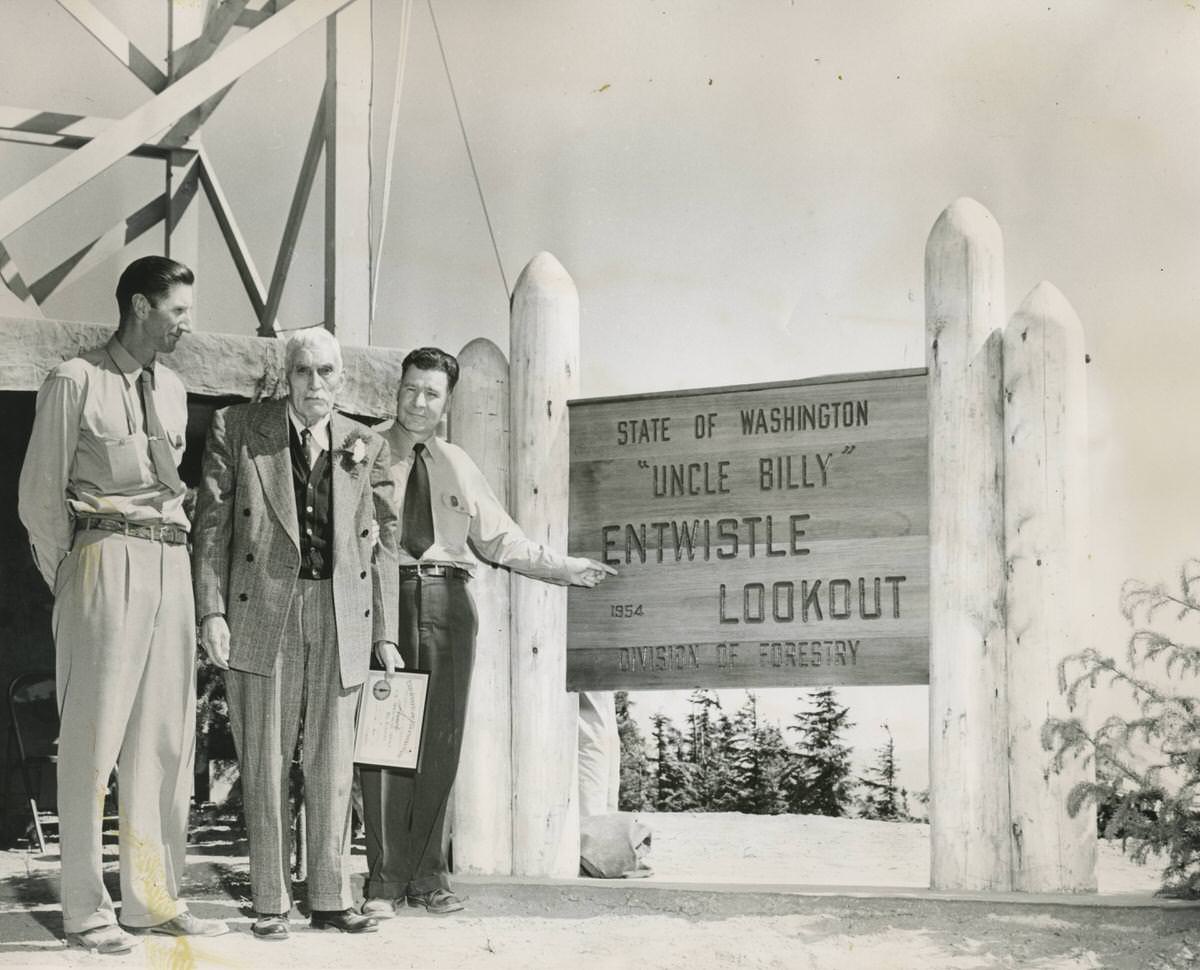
[566,369,929,691]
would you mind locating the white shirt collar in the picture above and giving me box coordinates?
[286,405,331,453]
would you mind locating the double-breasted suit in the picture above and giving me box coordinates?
[193,397,399,914]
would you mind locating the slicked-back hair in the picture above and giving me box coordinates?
[115,255,194,321]
[285,327,343,375]
[401,347,459,391]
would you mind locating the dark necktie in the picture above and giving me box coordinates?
[139,369,184,494]
[300,428,316,469]
[402,443,434,558]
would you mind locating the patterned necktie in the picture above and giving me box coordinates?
[402,443,434,558]
[300,428,317,469]
[139,369,184,494]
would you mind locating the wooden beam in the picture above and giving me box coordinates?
[196,147,282,332]
[0,243,42,316]
[0,107,188,160]
[172,0,252,80]
[263,97,326,336]
[323,0,372,344]
[29,160,200,306]
[0,316,409,418]
[56,0,168,92]
[0,0,355,242]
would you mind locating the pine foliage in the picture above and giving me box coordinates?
[782,688,855,817]
[856,722,909,821]
[1043,559,1200,898]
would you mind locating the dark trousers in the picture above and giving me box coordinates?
[360,574,477,898]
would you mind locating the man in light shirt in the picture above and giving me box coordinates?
[17,256,227,954]
[193,328,399,940]
[359,346,615,917]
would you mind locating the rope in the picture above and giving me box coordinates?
[372,0,415,319]
[427,0,510,298]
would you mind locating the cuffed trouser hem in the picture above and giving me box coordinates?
[405,874,452,895]
[115,900,188,929]
[362,879,406,900]
[62,914,117,935]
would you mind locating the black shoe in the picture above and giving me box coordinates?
[406,888,464,915]
[251,913,289,940]
[310,909,379,933]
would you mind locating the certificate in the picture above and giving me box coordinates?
[353,670,430,771]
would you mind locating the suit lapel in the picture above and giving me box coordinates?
[330,413,361,558]
[251,399,300,550]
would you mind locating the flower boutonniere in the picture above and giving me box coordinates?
[336,429,371,476]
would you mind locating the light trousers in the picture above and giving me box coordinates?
[52,530,196,933]
[225,578,358,914]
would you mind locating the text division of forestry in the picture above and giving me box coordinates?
[566,371,929,691]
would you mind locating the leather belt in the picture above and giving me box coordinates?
[75,516,189,546]
[398,563,471,582]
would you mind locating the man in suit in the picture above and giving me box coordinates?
[359,346,615,917]
[193,327,399,939]
[18,256,227,954]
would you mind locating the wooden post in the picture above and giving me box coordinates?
[1004,281,1097,892]
[166,1,204,288]
[324,0,371,345]
[447,337,514,875]
[926,197,1012,891]
[510,252,581,877]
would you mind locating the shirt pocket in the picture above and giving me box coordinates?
[438,492,471,550]
[93,430,155,490]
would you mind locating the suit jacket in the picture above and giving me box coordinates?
[192,398,399,688]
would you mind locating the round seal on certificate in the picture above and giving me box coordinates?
[372,678,392,701]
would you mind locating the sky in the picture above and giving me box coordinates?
[2,0,1199,794]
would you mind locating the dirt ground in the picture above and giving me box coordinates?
[0,813,1195,970]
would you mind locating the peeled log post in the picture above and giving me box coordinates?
[1004,282,1097,892]
[510,252,581,876]
[447,337,514,875]
[926,198,1012,891]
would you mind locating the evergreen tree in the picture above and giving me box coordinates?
[783,687,855,817]
[650,713,697,811]
[727,692,789,814]
[1045,560,1200,897]
[686,689,734,809]
[615,691,651,811]
[857,722,908,821]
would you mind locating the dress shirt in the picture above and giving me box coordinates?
[385,422,572,584]
[18,336,188,588]
[287,407,331,467]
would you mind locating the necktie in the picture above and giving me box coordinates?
[139,369,184,494]
[402,443,434,559]
[300,428,317,469]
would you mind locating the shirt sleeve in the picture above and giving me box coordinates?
[18,373,83,590]
[465,460,572,585]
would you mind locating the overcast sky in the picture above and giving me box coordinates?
[3,0,1199,793]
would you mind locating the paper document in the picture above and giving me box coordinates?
[353,670,429,771]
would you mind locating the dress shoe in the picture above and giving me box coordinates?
[124,911,229,937]
[251,913,290,941]
[66,925,140,954]
[310,909,379,933]
[405,888,464,915]
[360,897,397,919]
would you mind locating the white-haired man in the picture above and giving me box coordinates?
[192,328,399,939]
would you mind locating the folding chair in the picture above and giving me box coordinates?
[6,671,58,853]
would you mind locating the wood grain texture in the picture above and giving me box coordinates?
[448,337,514,875]
[567,372,928,691]
[510,253,580,877]
[926,197,1012,892]
[1004,282,1097,892]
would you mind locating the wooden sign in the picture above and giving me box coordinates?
[567,369,929,690]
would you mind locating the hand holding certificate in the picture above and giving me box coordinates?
[354,670,430,771]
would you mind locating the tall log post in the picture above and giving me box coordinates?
[926,197,1012,891]
[1004,282,1097,892]
[447,337,514,875]
[324,0,371,344]
[510,252,581,876]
